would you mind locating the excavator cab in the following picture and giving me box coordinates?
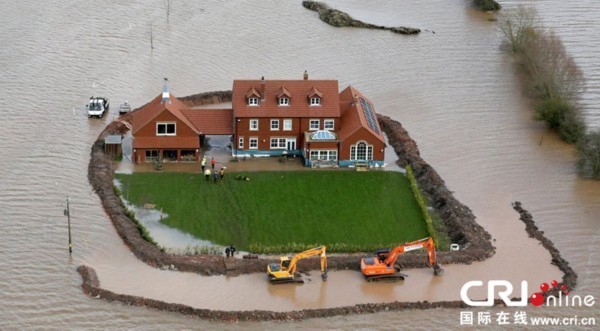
[268,263,281,272]
[375,248,390,262]
[280,256,292,270]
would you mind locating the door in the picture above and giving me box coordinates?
[286,139,296,151]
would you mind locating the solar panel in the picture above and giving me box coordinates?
[359,97,380,134]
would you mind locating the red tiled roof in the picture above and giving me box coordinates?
[246,87,261,99]
[232,79,340,118]
[338,86,385,144]
[276,86,291,98]
[133,136,199,149]
[307,86,323,98]
[131,94,200,135]
[180,109,233,135]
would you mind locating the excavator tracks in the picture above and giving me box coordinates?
[268,277,305,285]
[365,273,407,282]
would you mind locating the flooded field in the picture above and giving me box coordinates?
[0,0,598,329]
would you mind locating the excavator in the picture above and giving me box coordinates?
[360,237,442,282]
[267,246,328,284]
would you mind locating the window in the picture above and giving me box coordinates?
[279,97,289,106]
[270,119,279,131]
[156,123,176,136]
[249,119,259,131]
[145,150,159,162]
[249,138,258,149]
[283,119,292,131]
[309,119,319,131]
[270,138,286,149]
[310,97,321,106]
[350,141,373,161]
[248,97,259,106]
[309,150,337,161]
[324,119,334,130]
[238,137,244,149]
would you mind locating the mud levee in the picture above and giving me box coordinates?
[378,115,496,264]
[302,1,420,35]
[90,92,495,276]
[178,90,232,107]
[85,92,576,319]
[512,201,577,293]
[77,265,514,321]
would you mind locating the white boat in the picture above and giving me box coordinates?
[118,101,131,114]
[86,96,109,118]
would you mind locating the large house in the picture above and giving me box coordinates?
[131,74,385,167]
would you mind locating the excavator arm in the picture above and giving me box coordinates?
[288,246,328,279]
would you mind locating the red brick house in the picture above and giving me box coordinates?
[131,83,232,163]
[131,75,385,167]
[232,74,385,167]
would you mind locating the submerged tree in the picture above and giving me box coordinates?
[498,5,586,143]
[498,5,537,53]
[577,131,600,179]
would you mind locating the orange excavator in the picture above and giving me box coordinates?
[360,237,442,282]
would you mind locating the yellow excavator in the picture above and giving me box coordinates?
[267,246,328,284]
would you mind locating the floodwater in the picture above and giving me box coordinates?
[1,0,598,329]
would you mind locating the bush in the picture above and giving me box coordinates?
[534,98,585,143]
[534,97,568,129]
[558,110,586,144]
[577,131,600,179]
[474,0,501,12]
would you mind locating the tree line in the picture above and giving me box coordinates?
[498,6,600,179]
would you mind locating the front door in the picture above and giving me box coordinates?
[286,139,296,151]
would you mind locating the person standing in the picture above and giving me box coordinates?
[219,167,225,180]
[204,168,211,181]
[211,157,216,170]
[201,156,206,173]
[213,170,219,183]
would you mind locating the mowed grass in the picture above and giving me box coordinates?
[116,171,429,252]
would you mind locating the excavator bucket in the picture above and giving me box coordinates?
[321,271,328,281]
[433,264,443,276]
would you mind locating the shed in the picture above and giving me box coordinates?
[104,135,122,158]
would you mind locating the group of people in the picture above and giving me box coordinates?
[224,245,236,258]
[201,156,225,183]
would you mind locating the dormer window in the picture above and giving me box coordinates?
[246,86,261,106]
[276,86,291,107]
[307,86,323,106]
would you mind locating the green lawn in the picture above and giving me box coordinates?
[116,171,429,252]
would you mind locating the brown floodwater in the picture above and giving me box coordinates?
[1,0,598,329]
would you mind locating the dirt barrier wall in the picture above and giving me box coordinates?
[77,201,575,321]
[512,201,577,293]
[77,265,506,322]
[89,92,496,276]
[84,91,576,320]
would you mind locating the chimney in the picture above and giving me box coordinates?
[162,78,171,104]
[303,70,308,80]
[260,76,266,101]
